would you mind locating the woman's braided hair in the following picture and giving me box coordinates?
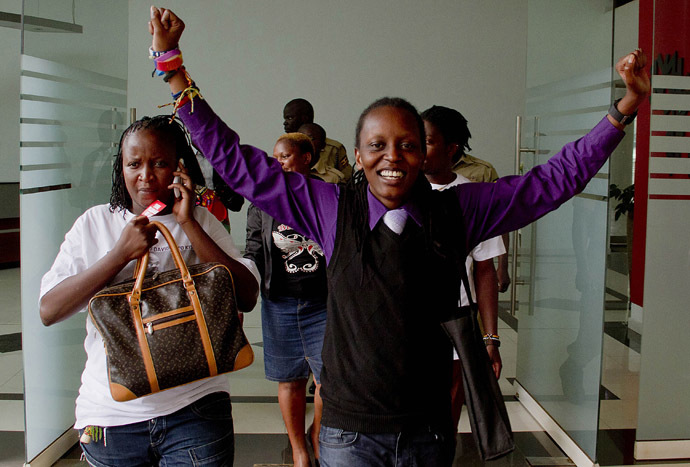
[110,115,205,213]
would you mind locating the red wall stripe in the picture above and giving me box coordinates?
[651,152,690,157]
[649,173,690,178]
[649,194,690,200]
[632,0,654,306]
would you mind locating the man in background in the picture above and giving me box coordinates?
[299,123,345,183]
[283,98,352,181]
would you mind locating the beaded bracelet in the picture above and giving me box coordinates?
[483,333,501,347]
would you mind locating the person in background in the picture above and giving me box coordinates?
[299,122,345,184]
[39,115,259,466]
[443,108,512,293]
[422,108,504,431]
[245,133,328,467]
[283,98,352,181]
[148,7,649,464]
[297,121,343,398]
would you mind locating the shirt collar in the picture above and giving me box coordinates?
[367,188,423,231]
[311,156,328,175]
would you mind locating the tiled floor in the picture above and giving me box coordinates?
[0,265,682,467]
[0,267,24,467]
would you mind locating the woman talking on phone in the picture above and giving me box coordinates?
[39,115,259,466]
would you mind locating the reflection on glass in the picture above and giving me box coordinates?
[517,0,614,461]
[20,1,128,460]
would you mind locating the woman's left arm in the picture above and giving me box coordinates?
[458,49,650,249]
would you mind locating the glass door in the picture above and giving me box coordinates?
[19,0,128,462]
[515,0,615,463]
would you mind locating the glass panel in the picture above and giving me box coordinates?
[517,0,614,461]
[637,0,690,440]
[19,0,128,461]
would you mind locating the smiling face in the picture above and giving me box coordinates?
[273,139,312,176]
[122,129,178,215]
[355,106,425,209]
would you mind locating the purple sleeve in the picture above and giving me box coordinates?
[456,117,625,250]
[177,99,339,259]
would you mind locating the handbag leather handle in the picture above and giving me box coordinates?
[128,221,219,380]
[132,221,193,295]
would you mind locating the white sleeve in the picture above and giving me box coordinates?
[39,213,88,304]
[194,207,261,286]
[469,235,506,262]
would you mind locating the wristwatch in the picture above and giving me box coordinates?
[608,98,637,125]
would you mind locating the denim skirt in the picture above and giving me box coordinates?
[261,294,327,383]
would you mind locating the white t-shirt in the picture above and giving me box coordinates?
[39,204,260,429]
[430,174,506,306]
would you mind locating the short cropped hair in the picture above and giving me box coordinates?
[277,132,315,156]
[298,122,326,141]
[276,132,317,168]
[354,97,426,156]
[284,98,314,122]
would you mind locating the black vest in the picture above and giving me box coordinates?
[320,183,465,433]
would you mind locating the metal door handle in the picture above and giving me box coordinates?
[510,116,538,316]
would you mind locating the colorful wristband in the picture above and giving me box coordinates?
[155,48,181,62]
[156,55,183,72]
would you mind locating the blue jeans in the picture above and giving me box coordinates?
[79,392,234,466]
[319,424,455,467]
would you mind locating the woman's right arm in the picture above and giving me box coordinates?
[39,216,158,326]
[147,8,339,255]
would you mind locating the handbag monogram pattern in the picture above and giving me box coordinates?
[88,221,253,401]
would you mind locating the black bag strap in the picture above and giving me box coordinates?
[435,188,515,461]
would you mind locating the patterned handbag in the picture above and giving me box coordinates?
[88,221,253,402]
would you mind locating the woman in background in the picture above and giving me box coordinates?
[245,133,327,467]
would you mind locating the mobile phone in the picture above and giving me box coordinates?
[173,159,185,198]
[173,176,181,198]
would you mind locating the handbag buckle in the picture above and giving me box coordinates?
[146,322,154,335]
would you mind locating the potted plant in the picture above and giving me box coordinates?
[609,183,634,221]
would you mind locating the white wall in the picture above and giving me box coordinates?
[127,0,528,245]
